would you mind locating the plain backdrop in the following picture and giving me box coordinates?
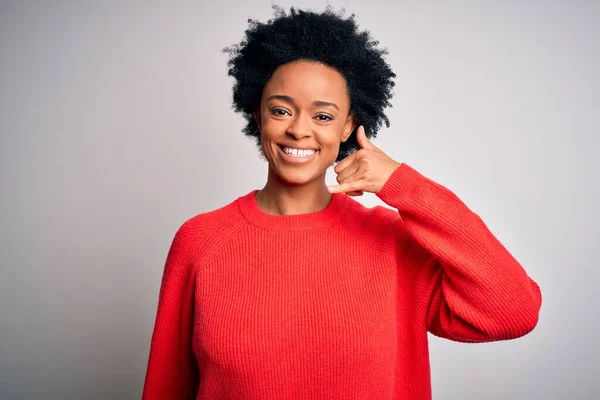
[1,0,598,399]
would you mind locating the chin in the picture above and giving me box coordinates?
[277,172,317,186]
[272,165,324,187]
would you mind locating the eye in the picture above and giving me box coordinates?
[315,114,334,122]
[270,108,290,116]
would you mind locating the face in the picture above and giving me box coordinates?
[254,60,355,187]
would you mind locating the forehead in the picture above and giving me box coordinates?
[262,60,350,106]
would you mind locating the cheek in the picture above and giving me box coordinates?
[258,120,282,158]
[260,118,285,139]
[319,122,349,147]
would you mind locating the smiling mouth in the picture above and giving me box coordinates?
[278,145,319,157]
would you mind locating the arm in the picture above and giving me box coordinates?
[378,163,542,342]
[142,222,199,398]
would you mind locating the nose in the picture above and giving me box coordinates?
[286,112,312,139]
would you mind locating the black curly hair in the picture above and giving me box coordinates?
[223,5,396,162]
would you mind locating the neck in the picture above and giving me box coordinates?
[255,168,332,216]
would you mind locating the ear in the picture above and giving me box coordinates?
[253,108,263,133]
[341,114,356,143]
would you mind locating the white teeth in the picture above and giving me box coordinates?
[282,147,316,157]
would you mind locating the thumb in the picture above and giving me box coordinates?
[356,125,375,150]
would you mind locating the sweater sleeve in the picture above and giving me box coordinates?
[376,163,542,342]
[142,221,199,399]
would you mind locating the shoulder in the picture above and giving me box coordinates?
[341,196,406,251]
[181,198,239,234]
[168,194,249,263]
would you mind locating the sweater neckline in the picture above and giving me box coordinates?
[237,190,348,231]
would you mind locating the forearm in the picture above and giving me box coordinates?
[378,163,542,341]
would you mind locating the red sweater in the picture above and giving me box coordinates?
[142,163,542,400]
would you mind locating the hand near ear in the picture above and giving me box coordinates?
[329,126,402,196]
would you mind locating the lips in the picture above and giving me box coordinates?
[277,144,318,151]
[277,144,319,163]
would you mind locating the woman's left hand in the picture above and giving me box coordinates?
[328,125,402,196]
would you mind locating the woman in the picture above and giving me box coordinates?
[142,7,542,400]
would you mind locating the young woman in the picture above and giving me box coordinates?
[142,7,542,400]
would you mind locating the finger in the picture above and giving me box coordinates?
[338,165,362,185]
[328,171,363,193]
[347,190,364,196]
[333,150,358,174]
[356,125,376,150]
[328,180,364,194]
[335,160,360,184]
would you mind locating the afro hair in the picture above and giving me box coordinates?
[223,5,396,162]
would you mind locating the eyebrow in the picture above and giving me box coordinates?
[266,95,340,110]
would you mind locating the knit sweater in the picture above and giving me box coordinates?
[142,163,542,400]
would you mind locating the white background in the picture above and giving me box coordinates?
[1,0,598,398]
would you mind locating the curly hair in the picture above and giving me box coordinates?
[223,5,396,162]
